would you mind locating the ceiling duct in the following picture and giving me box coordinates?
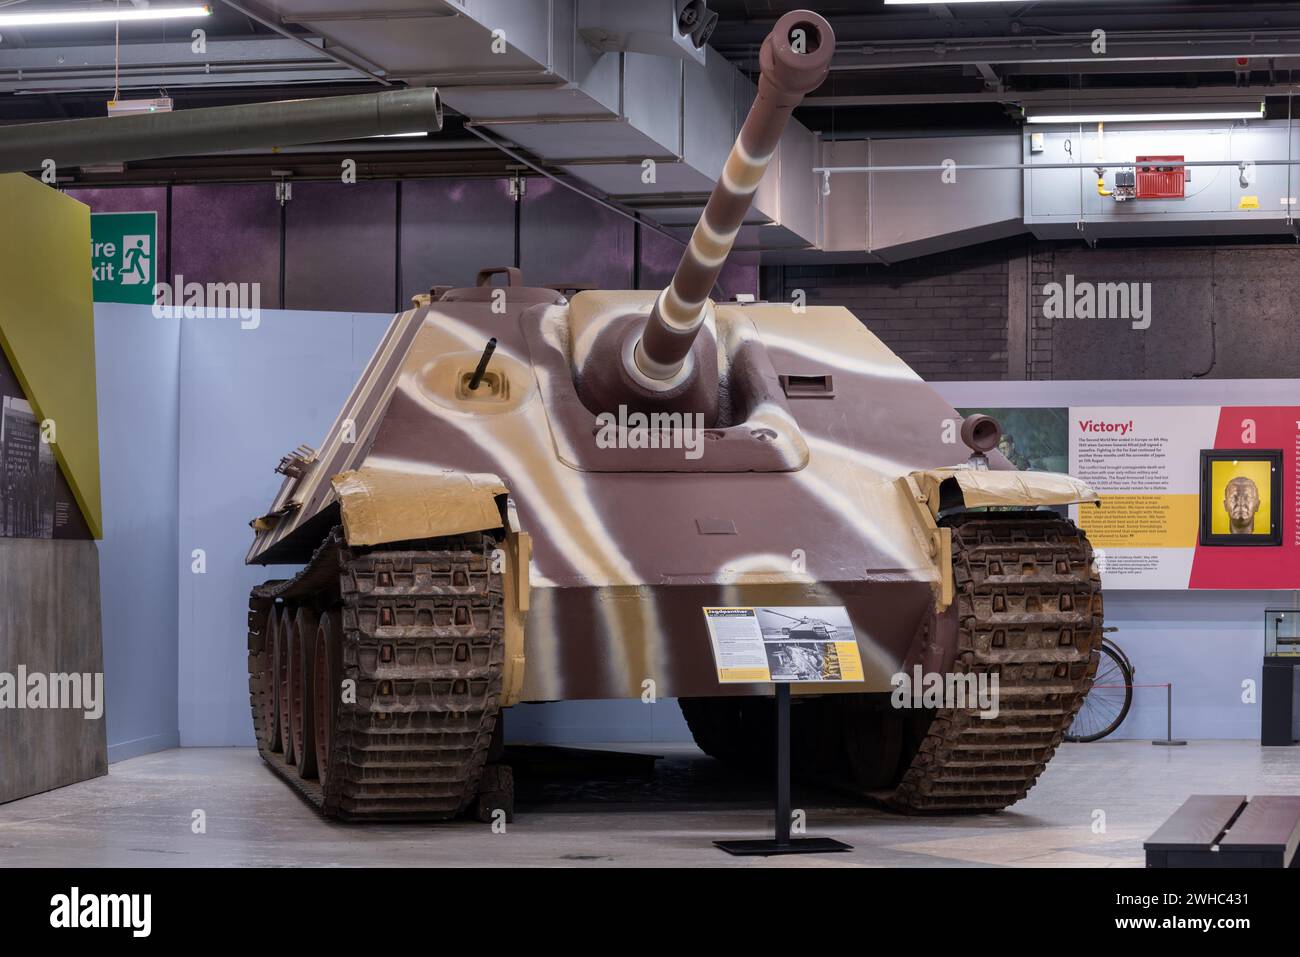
[806,118,1300,264]
[254,0,823,250]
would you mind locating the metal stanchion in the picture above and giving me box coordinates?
[1152,682,1188,747]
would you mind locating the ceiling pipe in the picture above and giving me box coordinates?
[0,87,442,173]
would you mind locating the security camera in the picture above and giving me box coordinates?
[677,0,718,50]
[579,0,716,66]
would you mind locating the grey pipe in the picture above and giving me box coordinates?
[0,88,442,173]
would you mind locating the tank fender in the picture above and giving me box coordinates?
[911,468,1099,515]
[898,468,1100,678]
[898,468,1100,615]
[330,465,530,706]
[331,466,508,546]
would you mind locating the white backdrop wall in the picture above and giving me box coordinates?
[176,309,390,746]
[95,304,182,762]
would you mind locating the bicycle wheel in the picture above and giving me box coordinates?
[1065,641,1133,742]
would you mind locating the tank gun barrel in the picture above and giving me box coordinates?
[631,10,835,383]
[766,609,804,623]
[0,88,442,174]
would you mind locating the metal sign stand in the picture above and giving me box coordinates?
[714,684,853,856]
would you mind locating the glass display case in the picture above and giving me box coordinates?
[1265,609,1300,657]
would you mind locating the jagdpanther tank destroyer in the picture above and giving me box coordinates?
[245,9,1104,821]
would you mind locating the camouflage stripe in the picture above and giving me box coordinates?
[634,10,836,381]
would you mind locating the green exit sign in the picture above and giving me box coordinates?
[90,211,158,305]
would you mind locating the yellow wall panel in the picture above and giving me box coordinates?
[0,173,102,538]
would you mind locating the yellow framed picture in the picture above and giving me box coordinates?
[1199,450,1283,546]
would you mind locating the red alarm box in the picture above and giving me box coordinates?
[1135,155,1186,199]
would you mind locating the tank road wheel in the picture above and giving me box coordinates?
[247,590,285,753]
[874,512,1103,813]
[292,606,319,780]
[838,696,907,791]
[312,610,342,792]
[276,605,295,764]
[679,696,775,767]
[678,697,745,762]
[249,528,506,821]
[680,695,842,777]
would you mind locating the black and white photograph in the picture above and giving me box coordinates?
[764,640,844,681]
[756,606,853,644]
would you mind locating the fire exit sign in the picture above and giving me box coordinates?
[90,211,157,305]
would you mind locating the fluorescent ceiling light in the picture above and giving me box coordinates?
[1026,105,1265,124]
[0,5,212,28]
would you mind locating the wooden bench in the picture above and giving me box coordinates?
[1146,794,1300,867]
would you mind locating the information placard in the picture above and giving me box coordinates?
[702,606,864,683]
[959,403,1300,590]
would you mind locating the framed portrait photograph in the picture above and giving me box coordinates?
[1198,449,1283,547]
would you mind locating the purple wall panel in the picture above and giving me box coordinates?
[64,186,170,282]
[285,181,397,313]
[638,225,758,300]
[171,184,282,308]
[400,179,515,296]
[521,178,633,290]
[63,179,757,312]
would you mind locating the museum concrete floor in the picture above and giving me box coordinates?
[2,741,1298,867]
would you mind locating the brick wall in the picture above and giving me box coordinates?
[1036,242,1300,380]
[777,243,1011,381]
[770,236,1300,381]
[1029,245,1056,380]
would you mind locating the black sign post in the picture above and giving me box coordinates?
[714,683,853,856]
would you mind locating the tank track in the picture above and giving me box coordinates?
[247,528,507,821]
[882,512,1102,811]
[680,512,1102,814]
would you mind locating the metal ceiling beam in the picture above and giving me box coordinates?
[712,6,1300,46]
[805,86,1290,108]
[278,9,461,25]
[0,37,360,94]
[0,36,330,69]
[1000,57,1300,77]
[0,69,364,95]
[823,33,1300,72]
[61,150,512,186]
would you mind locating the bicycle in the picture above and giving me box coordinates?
[1065,627,1135,742]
